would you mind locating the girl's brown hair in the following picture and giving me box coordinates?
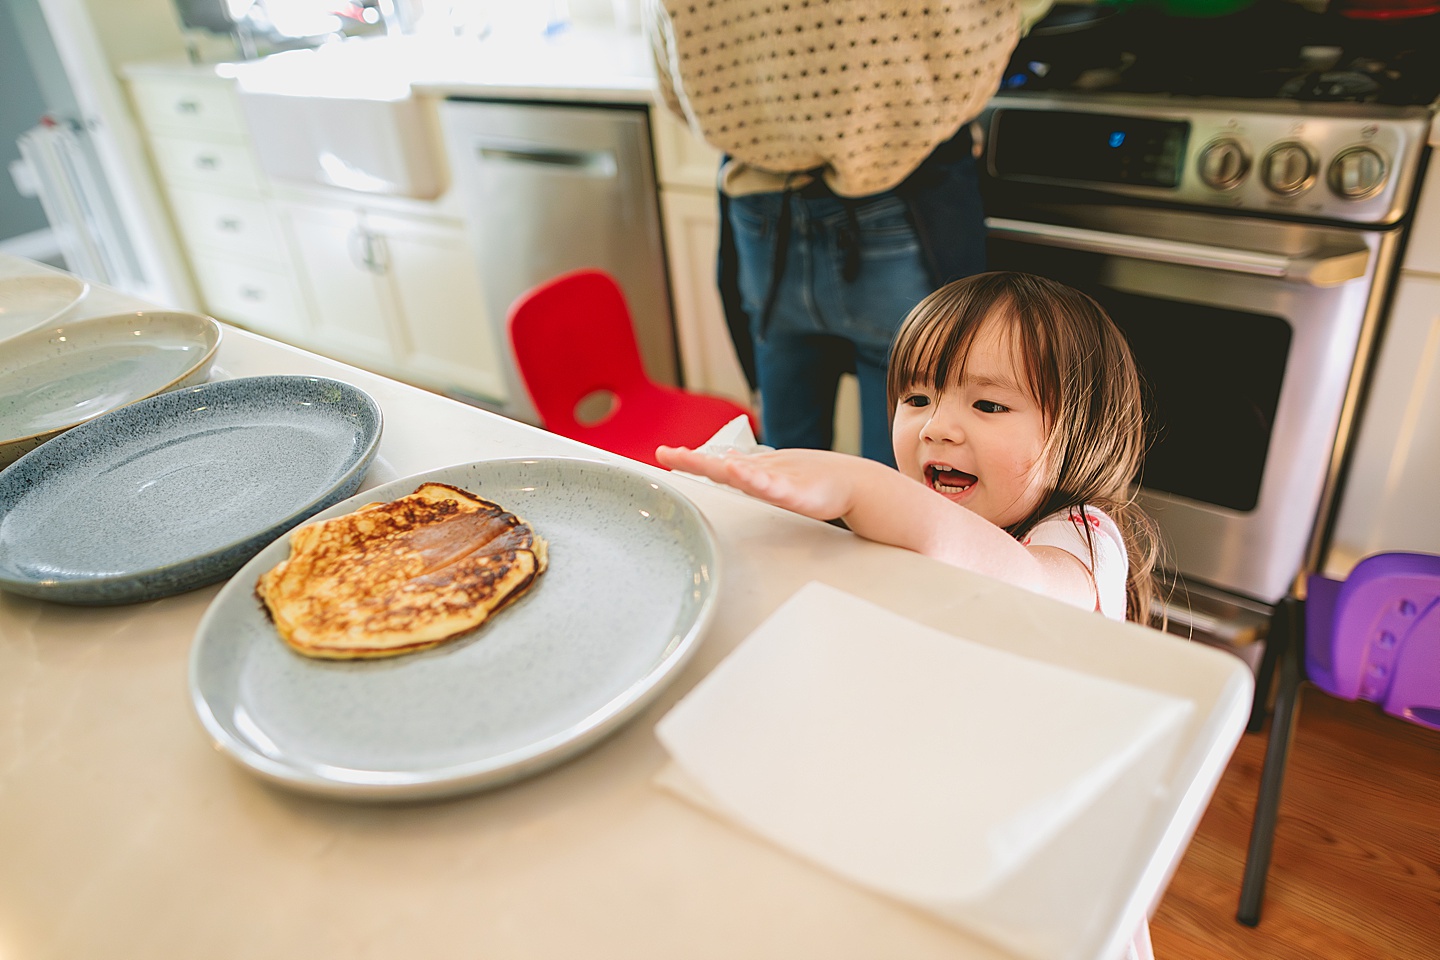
[886,272,1163,625]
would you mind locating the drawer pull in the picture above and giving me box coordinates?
[218,217,242,232]
[176,100,201,114]
[195,155,219,170]
[240,286,265,301]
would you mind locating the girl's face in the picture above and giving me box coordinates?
[891,317,1051,529]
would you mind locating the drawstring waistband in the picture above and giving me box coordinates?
[837,199,861,283]
[716,124,978,389]
[756,174,797,343]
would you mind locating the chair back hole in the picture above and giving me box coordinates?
[574,390,619,426]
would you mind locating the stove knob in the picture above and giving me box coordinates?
[1198,138,1250,190]
[1328,146,1388,201]
[1261,142,1317,196]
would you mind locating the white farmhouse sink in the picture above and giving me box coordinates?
[229,41,443,199]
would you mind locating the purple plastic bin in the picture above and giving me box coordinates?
[1305,552,1440,732]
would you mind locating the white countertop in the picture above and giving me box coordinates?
[126,26,660,105]
[0,255,1252,960]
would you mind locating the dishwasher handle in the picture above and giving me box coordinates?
[473,140,618,178]
[985,216,1369,286]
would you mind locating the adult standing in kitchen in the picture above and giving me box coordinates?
[646,0,1055,466]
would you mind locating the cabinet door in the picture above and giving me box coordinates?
[658,187,750,404]
[366,211,510,404]
[280,203,398,366]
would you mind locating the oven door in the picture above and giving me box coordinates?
[985,203,1395,606]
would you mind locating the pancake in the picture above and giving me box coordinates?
[257,482,548,659]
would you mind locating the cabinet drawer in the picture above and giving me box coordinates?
[167,186,282,261]
[190,255,308,340]
[150,134,262,192]
[130,76,246,138]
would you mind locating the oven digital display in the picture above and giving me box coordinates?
[992,110,1190,188]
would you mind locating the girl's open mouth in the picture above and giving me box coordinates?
[925,464,977,496]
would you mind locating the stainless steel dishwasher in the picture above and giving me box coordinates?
[438,97,679,425]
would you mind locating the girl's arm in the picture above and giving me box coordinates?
[655,446,1097,610]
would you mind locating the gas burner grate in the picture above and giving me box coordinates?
[1004,1,1440,106]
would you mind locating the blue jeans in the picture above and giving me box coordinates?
[726,192,926,466]
[724,151,985,466]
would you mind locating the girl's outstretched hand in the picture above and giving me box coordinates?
[658,445,1082,608]
[655,445,863,521]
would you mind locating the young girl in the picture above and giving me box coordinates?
[657,270,1160,626]
[661,270,1164,960]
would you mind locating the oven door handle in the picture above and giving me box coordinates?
[985,217,1369,286]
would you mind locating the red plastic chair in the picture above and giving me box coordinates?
[506,269,756,468]
[1237,551,1440,925]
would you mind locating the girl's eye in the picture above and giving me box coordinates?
[902,394,931,408]
[974,400,1009,414]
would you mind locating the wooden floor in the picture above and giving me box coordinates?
[1150,687,1440,960]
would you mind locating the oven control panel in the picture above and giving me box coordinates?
[985,93,1431,225]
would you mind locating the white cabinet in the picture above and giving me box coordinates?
[187,254,310,337]
[282,202,397,364]
[377,212,507,402]
[126,62,508,405]
[659,188,751,402]
[652,109,752,404]
[279,199,509,403]
[129,72,248,137]
[147,134,265,193]
[652,107,723,191]
[125,67,311,344]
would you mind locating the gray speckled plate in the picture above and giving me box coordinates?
[0,310,223,468]
[0,273,88,340]
[188,457,720,802]
[0,376,382,605]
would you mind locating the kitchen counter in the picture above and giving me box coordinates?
[0,256,1253,960]
[127,26,661,105]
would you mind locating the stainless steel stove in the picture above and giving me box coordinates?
[977,2,1437,649]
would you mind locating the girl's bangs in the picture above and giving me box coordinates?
[908,316,969,391]
[892,294,1030,400]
